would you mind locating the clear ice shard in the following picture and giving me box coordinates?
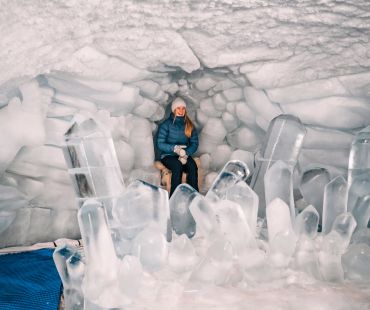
[63,118,125,213]
[348,130,370,188]
[250,114,306,218]
[347,173,370,213]
[299,167,330,223]
[213,199,256,253]
[292,205,320,278]
[169,183,198,238]
[112,180,171,247]
[294,205,319,239]
[351,195,370,231]
[266,198,297,267]
[264,160,294,221]
[322,176,348,234]
[226,180,259,236]
[205,160,250,203]
[189,195,219,240]
[266,198,294,242]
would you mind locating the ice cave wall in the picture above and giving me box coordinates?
[0,0,370,247]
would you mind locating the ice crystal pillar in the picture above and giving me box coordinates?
[250,114,306,218]
[347,131,370,212]
[63,118,125,216]
[299,167,330,224]
[319,212,356,282]
[322,176,348,235]
[348,131,370,189]
[112,180,171,249]
[169,184,198,238]
[264,160,294,221]
[53,245,85,310]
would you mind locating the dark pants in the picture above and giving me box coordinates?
[161,155,199,196]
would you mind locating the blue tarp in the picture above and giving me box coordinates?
[0,248,62,310]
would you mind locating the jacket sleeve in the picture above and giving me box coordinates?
[185,128,199,156]
[157,121,176,154]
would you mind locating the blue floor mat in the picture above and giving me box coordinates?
[0,248,62,310]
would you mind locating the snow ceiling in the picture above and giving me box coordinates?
[1,0,370,246]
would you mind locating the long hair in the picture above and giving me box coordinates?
[184,112,194,138]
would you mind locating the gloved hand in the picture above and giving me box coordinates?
[179,154,188,165]
[174,145,187,157]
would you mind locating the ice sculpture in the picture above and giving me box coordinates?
[250,114,306,217]
[53,116,370,309]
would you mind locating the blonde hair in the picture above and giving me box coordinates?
[173,111,194,138]
[184,112,194,138]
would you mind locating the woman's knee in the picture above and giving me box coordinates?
[186,158,198,175]
[171,160,183,175]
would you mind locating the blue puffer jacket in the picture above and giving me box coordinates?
[157,114,199,159]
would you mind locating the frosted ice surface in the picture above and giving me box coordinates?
[268,229,297,268]
[226,126,260,151]
[117,255,146,301]
[210,144,232,170]
[342,243,370,281]
[282,96,370,129]
[200,98,222,117]
[292,237,320,279]
[168,234,198,272]
[250,114,306,217]
[169,184,198,238]
[243,87,281,122]
[189,239,234,286]
[322,176,348,234]
[299,167,330,223]
[128,117,155,168]
[264,160,294,221]
[131,224,168,272]
[206,160,249,203]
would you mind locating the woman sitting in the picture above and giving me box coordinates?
[156,97,199,196]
